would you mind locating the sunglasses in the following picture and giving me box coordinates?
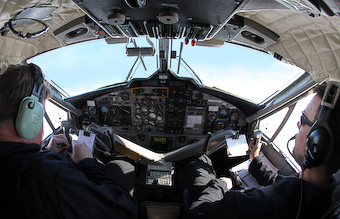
[300,112,314,127]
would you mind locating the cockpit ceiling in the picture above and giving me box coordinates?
[238,10,340,83]
[0,0,85,69]
[0,0,340,83]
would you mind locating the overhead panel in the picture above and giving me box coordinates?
[72,0,241,41]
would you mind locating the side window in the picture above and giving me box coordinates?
[259,108,288,141]
[259,93,315,167]
[43,100,68,139]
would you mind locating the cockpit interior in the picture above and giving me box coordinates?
[1,0,340,218]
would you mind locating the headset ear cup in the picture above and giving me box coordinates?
[304,127,331,168]
[15,96,44,140]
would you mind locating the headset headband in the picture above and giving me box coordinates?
[29,64,44,100]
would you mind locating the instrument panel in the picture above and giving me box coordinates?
[81,84,246,153]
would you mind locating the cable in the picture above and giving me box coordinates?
[287,135,304,167]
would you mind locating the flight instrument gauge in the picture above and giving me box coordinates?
[121,92,130,100]
[136,109,141,115]
[149,113,156,120]
[230,111,239,121]
[142,105,148,112]
[219,109,228,118]
[89,106,96,115]
[149,106,156,113]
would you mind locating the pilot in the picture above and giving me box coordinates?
[183,84,339,218]
[0,63,138,218]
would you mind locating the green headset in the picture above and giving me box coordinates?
[15,64,45,140]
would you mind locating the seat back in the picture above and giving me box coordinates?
[321,170,340,218]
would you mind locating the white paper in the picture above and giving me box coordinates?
[78,130,96,151]
[226,134,248,157]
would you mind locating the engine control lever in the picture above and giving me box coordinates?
[61,121,72,152]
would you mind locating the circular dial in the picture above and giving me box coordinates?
[121,92,129,100]
[136,109,141,115]
[89,106,96,115]
[141,105,148,112]
[149,106,156,113]
[219,109,228,118]
[149,112,156,119]
[142,99,148,105]
[230,111,239,121]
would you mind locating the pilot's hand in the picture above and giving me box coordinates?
[248,137,262,160]
[70,140,93,164]
[46,134,70,153]
[220,177,233,190]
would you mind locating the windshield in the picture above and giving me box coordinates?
[28,38,303,103]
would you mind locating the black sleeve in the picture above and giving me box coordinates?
[248,155,278,186]
[54,159,138,219]
[184,179,276,219]
[78,158,116,184]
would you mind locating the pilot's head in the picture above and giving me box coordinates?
[293,84,340,175]
[0,63,51,144]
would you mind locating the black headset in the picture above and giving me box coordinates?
[15,64,45,140]
[303,82,340,169]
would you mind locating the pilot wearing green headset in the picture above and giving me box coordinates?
[0,63,138,218]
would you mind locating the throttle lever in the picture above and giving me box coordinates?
[61,121,72,153]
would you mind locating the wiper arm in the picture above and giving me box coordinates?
[125,56,142,81]
[176,56,203,85]
[132,39,147,71]
[176,42,183,74]
[125,37,156,81]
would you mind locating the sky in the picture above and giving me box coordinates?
[29,38,303,103]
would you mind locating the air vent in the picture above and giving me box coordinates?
[232,18,279,50]
[241,31,265,44]
[65,28,88,39]
[54,16,96,44]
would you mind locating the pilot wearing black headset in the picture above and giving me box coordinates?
[183,83,340,219]
[0,63,137,218]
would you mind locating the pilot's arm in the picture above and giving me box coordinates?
[70,140,93,164]
[248,137,262,160]
[248,138,278,186]
[49,141,137,218]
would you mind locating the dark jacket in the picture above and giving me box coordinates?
[0,142,138,219]
[184,155,335,219]
[248,155,280,186]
